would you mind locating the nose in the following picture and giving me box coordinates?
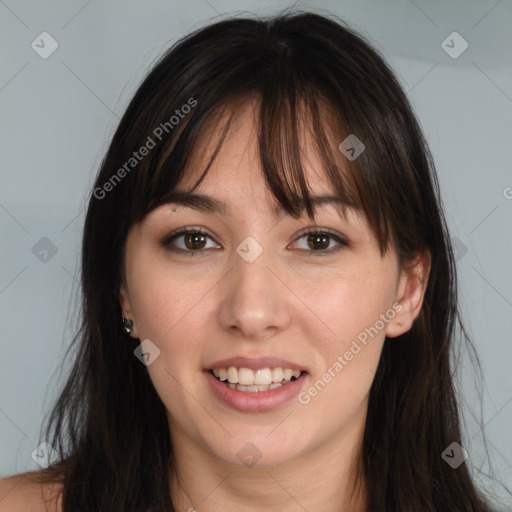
[216,244,293,340]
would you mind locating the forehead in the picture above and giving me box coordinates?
[171,100,356,218]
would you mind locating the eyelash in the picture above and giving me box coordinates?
[160,226,349,257]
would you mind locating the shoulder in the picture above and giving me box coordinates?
[0,473,63,512]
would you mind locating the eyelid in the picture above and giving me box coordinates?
[293,226,349,244]
[159,226,219,248]
[290,226,349,254]
[160,225,349,255]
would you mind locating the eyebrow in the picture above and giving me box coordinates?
[164,191,356,217]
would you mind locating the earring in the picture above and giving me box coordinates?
[122,317,134,335]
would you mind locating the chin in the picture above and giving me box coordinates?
[202,430,309,469]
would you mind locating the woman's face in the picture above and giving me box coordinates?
[120,102,423,471]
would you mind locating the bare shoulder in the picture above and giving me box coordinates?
[0,473,63,512]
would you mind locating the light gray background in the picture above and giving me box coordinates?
[1,0,511,508]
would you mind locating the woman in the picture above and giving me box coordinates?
[0,10,498,511]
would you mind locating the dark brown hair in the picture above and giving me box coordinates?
[26,10,496,511]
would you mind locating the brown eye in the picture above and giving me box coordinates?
[161,228,220,255]
[292,228,349,256]
[183,232,207,250]
[161,227,348,257]
[306,233,330,251]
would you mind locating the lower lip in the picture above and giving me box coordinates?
[204,371,308,412]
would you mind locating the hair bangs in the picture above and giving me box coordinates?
[112,15,398,257]
[135,85,394,258]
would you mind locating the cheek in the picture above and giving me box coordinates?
[296,274,392,429]
[126,257,218,405]
[126,249,209,341]
[299,262,397,403]
[303,262,397,346]
[127,262,212,422]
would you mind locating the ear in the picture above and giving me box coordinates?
[119,283,139,338]
[386,251,431,338]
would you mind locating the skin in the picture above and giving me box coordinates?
[0,473,62,511]
[119,101,430,512]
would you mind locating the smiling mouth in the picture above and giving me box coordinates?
[208,366,306,392]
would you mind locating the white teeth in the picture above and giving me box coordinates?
[211,366,303,387]
[238,367,255,386]
[254,368,272,385]
[236,384,259,392]
[233,383,284,392]
[271,367,283,382]
[227,366,238,383]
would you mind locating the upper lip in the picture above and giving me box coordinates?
[206,356,309,372]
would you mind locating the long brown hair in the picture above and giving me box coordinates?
[27,10,495,511]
